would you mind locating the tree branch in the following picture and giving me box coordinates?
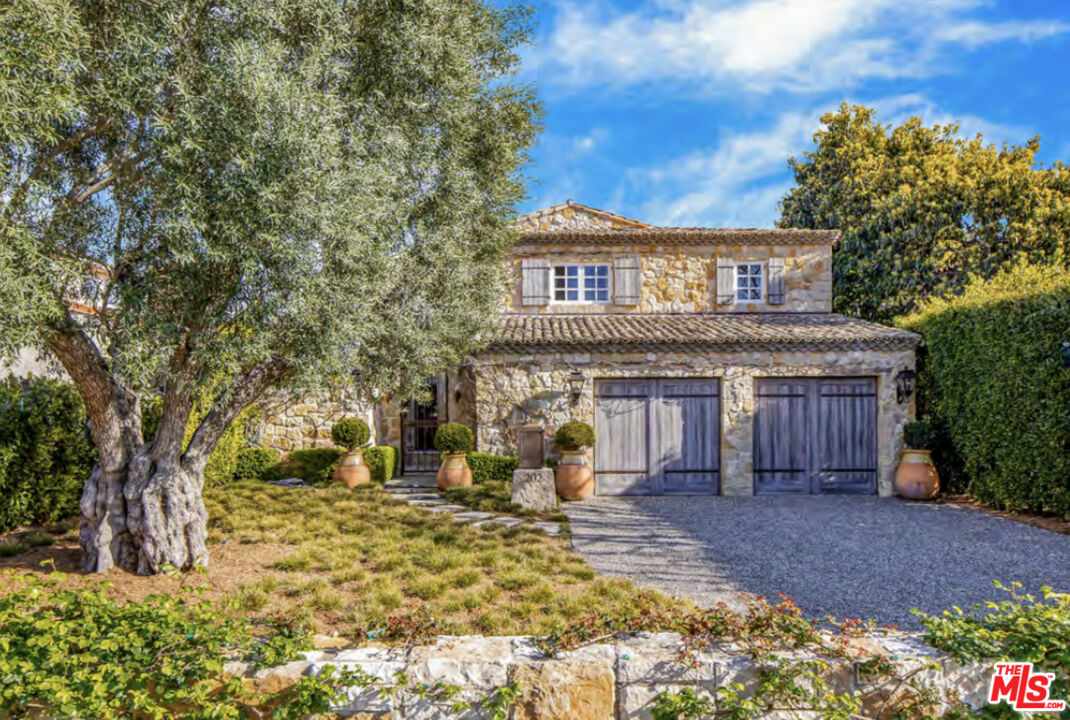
[182,358,289,475]
[43,317,139,467]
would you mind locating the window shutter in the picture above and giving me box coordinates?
[612,256,641,305]
[521,258,550,306]
[716,259,735,306]
[767,257,786,305]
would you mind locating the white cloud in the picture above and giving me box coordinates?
[934,20,1070,48]
[619,95,1033,228]
[573,127,609,152]
[529,0,1068,93]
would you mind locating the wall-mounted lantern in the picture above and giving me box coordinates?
[567,369,587,404]
[895,369,917,404]
[1062,340,1070,368]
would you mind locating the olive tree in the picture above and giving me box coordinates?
[0,0,539,574]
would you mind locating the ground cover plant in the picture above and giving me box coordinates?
[0,482,673,641]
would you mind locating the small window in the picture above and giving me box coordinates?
[735,262,764,301]
[553,264,609,303]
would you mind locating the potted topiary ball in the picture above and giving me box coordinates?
[553,420,595,500]
[433,422,474,490]
[894,419,940,500]
[331,417,371,489]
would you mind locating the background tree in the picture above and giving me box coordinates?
[779,104,1070,322]
[0,0,540,574]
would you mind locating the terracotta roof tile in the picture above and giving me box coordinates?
[488,313,919,352]
[515,227,839,246]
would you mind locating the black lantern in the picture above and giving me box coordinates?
[1062,340,1070,368]
[895,369,917,404]
[567,370,586,404]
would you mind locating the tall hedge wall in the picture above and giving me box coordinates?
[900,263,1070,515]
[0,377,96,530]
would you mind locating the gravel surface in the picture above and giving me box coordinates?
[564,496,1070,627]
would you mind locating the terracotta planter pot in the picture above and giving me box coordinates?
[555,449,594,500]
[894,449,940,500]
[334,450,371,489]
[437,453,472,490]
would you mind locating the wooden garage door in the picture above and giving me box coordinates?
[753,377,877,495]
[594,379,720,495]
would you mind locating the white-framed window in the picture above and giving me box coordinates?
[553,263,610,303]
[735,262,764,301]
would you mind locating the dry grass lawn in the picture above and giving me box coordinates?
[0,481,683,643]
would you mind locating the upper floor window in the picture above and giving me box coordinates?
[736,262,763,301]
[553,264,609,303]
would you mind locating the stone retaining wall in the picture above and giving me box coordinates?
[232,632,990,719]
[249,389,375,452]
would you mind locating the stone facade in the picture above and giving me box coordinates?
[472,347,915,497]
[251,389,376,452]
[506,242,832,314]
[513,201,648,232]
[233,632,991,720]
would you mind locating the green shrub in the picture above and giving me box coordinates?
[902,420,936,451]
[268,448,343,484]
[468,452,518,484]
[331,417,370,451]
[234,447,279,481]
[0,377,96,531]
[364,446,398,483]
[553,420,595,450]
[433,423,474,453]
[900,262,1070,514]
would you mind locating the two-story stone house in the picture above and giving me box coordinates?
[256,201,920,497]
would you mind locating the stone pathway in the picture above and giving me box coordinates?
[383,476,562,537]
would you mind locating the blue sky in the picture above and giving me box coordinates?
[509,0,1070,227]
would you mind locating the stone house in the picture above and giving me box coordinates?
[259,201,920,496]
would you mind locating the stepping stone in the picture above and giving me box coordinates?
[402,493,445,501]
[422,504,467,513]
[406,498,446,507]
[451,511,495,523]
[532,521,563,537]
[472,516,526,529]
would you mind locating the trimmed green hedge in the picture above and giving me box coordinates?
[0,377,96,530]
[234,447,279,481]
[364,446,397,483]
[900,262,1070,514]
[433,423,473,453]
[265,446,397,484]
[468,452,518,484]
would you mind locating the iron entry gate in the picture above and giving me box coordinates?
[753,377,878,495]
[594,378,721,495]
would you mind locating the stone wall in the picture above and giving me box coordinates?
[505,243,832,314]
[250,389,377,452]
[513,204,643,232]
[233,632,990,719]
[472,348,915,497]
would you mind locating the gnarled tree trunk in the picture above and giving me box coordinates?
[80,443,210,574]
[46,321,285,574]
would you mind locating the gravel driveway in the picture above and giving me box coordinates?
[563,496,1070,627]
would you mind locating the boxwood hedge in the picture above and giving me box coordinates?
[900,263,1070,515]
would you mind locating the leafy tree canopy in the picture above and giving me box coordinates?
[0,0,540,573]
[778,104,1070,322]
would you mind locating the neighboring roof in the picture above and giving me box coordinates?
[513,200,650,230]
[515,227,840,246]
[488,313,919,353]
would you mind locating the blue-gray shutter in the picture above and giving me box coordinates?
[521,258,550,306]
[767,257,786,305]
[612,256,641,305]
[716,259,735,306]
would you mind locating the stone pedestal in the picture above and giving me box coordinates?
[511,469,557,513]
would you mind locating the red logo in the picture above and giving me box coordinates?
[988,662,1066,711]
